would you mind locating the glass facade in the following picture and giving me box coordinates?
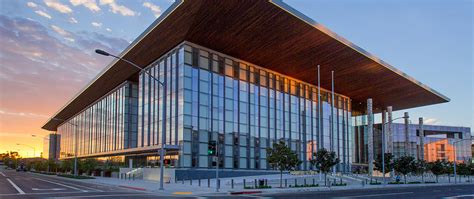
[56,42,355,171]
[355,123,472,164]
[57,81,138,159]
[137,42,354,171]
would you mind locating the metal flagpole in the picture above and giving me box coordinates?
[317,65,322,150]
[331,70,335,174]
[317,65,322,181]
[216,135,219,192]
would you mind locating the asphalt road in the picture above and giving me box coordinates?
[1,168,473,199]
[0,168,167,199]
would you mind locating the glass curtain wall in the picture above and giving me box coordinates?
[57,82,138,159]
[137,42,353,170]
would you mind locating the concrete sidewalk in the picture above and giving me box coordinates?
[70,173,474,196]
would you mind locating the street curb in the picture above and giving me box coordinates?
[229,191,262,195]
[250,182,474,195]
[118,185,147,191]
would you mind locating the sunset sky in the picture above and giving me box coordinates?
[0,0,472,158]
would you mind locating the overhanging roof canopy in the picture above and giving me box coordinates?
[42,0,449,131]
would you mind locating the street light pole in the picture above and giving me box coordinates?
[95,49,167,191]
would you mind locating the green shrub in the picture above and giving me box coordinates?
[244,185,272,189]
[369,182,382,185]
[331,183,347,186]
[408,181,421,184]
[289,184,319,188]
[424,181,436,184]
[388,181,404,184]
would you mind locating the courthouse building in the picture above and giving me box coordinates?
[42,0,450,174]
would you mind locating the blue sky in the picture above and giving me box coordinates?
[0,0,472,156]
[285,0,472,129]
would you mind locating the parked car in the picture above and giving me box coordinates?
[16,164,26,172]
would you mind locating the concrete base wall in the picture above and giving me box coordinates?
[142,168,175,182]
[174,169,284,181]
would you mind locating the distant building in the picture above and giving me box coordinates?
[43,134,60,160]
[472,140,474,164]
[354,123,472,164]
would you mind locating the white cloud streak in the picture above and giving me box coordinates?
[91,21,102,27]
[35,10,52,19]
[44,0,73,14]
[70,0,100,12]
[27,2,38,8]
[424,118,439,125]
[143,2,161,18]
[100,0,135,16]
[69,17,78,24]
[0,110,49,118]
[50,25,75,42]
[50,25,70,36]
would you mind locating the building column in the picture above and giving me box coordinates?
[367,98,374,176]
[404,112,410,156]
[381,110,387,155]
[419,117,424,161]
[387,106,393,154]
[387,106,393,178]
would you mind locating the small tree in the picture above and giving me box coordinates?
[61,159,73,173]
[445,161,454,176]
[456,162,470,179]
[267,140,302,187]
[469,162,474,176]
[374,153,394,175]
[82,159,98,175]
[35,160,45,172]
[413,160,428,183]
[428,160,445,182]
[393,156,415,183]
[46,159,58,172]
[310,148,340,185]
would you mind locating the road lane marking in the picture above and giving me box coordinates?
[0,191,100,196]
[34,178,88,192]
[49,193,154,198]
[0,172,6,177]
[6,178,25,194]
[32,188,66,191]
[39,179,104,192]
[334,191,413,198]
[240,196,272,199]
[443,194,474,199]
